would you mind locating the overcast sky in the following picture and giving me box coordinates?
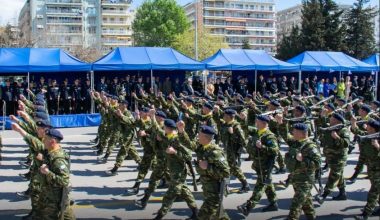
[0,0,378,26]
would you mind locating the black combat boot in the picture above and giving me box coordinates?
[105,166,119,176]
[16,188,31,199]
[98,152,110,163]
[153,213,164,220]
[262,202,278,212]
[19,172,31,180]
[19,158,32,168]
[91,143,100,150]
[322,163,329,173]
[186,207,198,220]
[237,200,253,216]
[238,179,251,193]
[276,167,286,174]
[348,143,355,154]
[333,188,347,200]
[354,212,369,220]
[135,193,151,209]
[157,178,168,189]
[96,149,103,156]
[316,190,330,204]
[372,207,380,216]
[21,211,32,220]
[347,170,360,184]
[305,214,316,220]
[126,181,141,195]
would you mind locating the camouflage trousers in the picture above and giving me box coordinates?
[114,134,141,167]
[288,182,315,220]
[39,196,76,220]
[145,156,170,195]
[158,171,197,216]
[248,169,277,206]
[324,160,346,192]
[136,150,156,182]
[30,178,43,219]
[363,169,380,215]
[105,127,120,155]
[226,152,246,182]
[198,180,230,220]
[277,151,285,169]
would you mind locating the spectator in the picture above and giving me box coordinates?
[173,78,181,96]
[323,78,330,97]
[162,77,172,96]
[317,79,324,95]
[337,78,345,98]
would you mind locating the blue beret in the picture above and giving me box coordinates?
[293,97,302,103]
[326,103,335,111]
[270,100,280,107]
[182,91,189,96]
[237,98,244,105]
[332,113,345,123]
[45,129,63,141]
[263,94,270,100]
[338,98,346,104]
[36,120,52,128]
[246,94,253,98]
[293,123,308,131]
[35,112,49,120]
[164,119,176,129]
[199,125,216,136]
[204,95,212,101]
[185,97,194,103]
[367,119,380,131]
[361,104,371,113]
[224,109,236,116]
[141,107,150,113]
[217,95,225,100]
[257,115,270,123]
[227,89,234,94]
[295,105,306,113]
[203,102,214,110]
[372,101,380,107]
[155,110,167,119]
[119,100,129,105]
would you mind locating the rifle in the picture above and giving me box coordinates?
[260,109,284,116]
[59,186,71,220]
[57,95,60,115]
[357,132,380,141]
[263,155,276,185]
[217,178,228,218]
[319,124,345,131]
[187,160,198,191]
[284,116,319,123]
[310,95,335,109]
[333,98,360,112]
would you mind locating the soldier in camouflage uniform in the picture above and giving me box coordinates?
[179,123,231,220]
[237,115,279,216]
[105,100,141,176]
[283,122,321,220]
[152,119,198,220]
[218,108,250,193]
[351,119,380,220]
[180,97,198,139]
[317,113,350,204]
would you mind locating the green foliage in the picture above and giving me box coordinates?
[132,0,190,47]
[301,0,326,51]
[276,25,303,60]
[241,39,251,49]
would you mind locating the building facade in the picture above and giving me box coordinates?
[184,0,277,54]
[18,0,134,54]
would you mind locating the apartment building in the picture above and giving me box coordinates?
[184,0,277,54]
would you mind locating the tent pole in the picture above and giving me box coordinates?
[150,69,154,94]
[90,71,94,114]
[27,72,30,100]
[204,70,208,95]
[375,71,378,100]
[254,70,257,93]
[298,70,302,92]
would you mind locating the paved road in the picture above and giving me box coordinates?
[0,127,377,220]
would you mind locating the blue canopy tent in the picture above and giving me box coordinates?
[287,51,377,91]
[202,49,299,92]
[363,53,380,99]
[92,47,206,93]
[0,48,95,129]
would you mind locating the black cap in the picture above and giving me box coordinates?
[293,123,308,131]
[45,129,63,141]
[372,101,380,107]
[203,102,214,110]
[199,125,216,136]
[164,119,176,129]
[141,107,150,113]
[185,97,194,104]
[295,105,306,114]
[263,94,270,100]
[361,104,371,113]
[367,119,380,131]
[270,100,280,107]
[326,103,335,111]
[119,100,129,105]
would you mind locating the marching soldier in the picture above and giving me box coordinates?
[317,113,350,204]
[237,115,279,216]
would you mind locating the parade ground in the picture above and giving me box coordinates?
[0,126,378,220]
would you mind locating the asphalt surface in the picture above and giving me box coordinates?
[0,126,378,220]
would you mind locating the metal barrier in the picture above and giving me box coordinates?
[0,101,5,131]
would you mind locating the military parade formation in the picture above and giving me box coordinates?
[0,74,379,220]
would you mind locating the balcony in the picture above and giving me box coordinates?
[102,10,130,16]
[102,39,131,46]
[102,30,132,35]
[46,9,83,16]
[46,0,82,5]
[47,19,82,25]
[102,0,131,6]
[204,5,275,13]
[102,21,129,26]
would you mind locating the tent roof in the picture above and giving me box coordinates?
[0,48,91,73]
[287,51,377,72]
[92,47,205,71]
[363,53,380,70]
[202,49,299,71]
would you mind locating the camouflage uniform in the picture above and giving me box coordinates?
[219,119,249,189]
[180,132,231,220]
[155,133,197,218]
[40,148,75,220]
[284,136,321,220]
[241,127,279,213]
